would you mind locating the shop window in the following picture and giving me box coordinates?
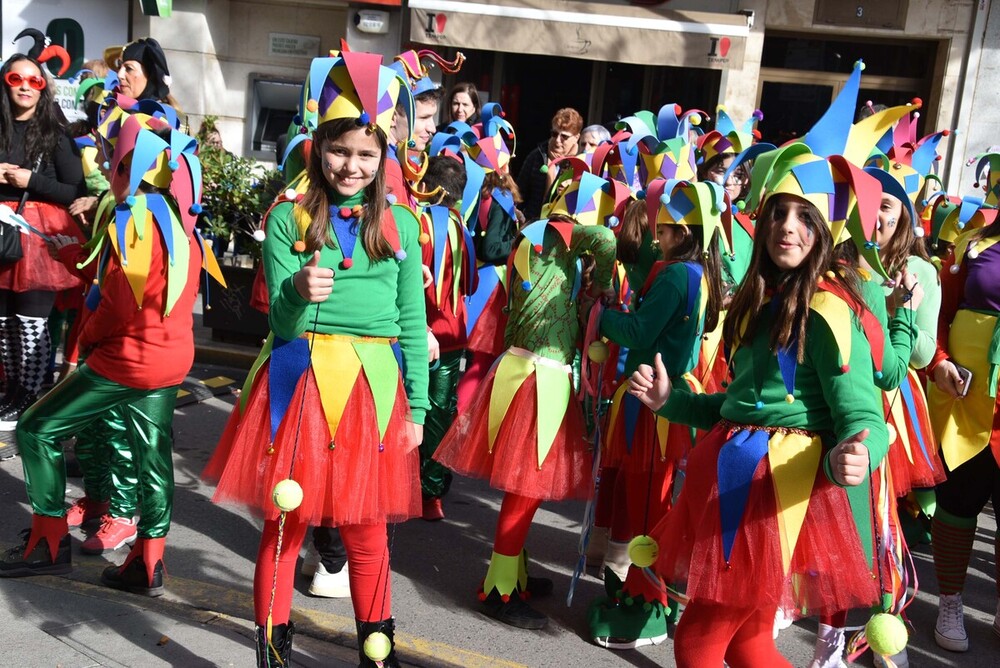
[761,32,934,79]
[814,0,908,31]
[246,75,302,162]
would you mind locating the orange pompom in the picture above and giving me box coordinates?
[418,233,431,245]
[306,99,318,113]
[293,240,306,253]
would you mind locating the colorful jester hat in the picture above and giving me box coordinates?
[13,28,71,76]
[280,49,415,182]
[697,106,763,167]
[513,172,630,291]
[644,178,733,258]
[418,203,477,314]
[390,48,465,97]
[742,61,916,279]
[857,166,920,278]
[968,151,1000,207]
[923,191,963,247]
[615,104,708,187]
[589,129,642,191]
[867,106,951,207]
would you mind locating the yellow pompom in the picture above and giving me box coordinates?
[690,114,702,126]
[825,270,836,279]
[272,479,303,512]
[363,631,392,662]
[306,99,318,113]
[418,233,431,245]
[627,535,659,569]
[865,613,907,657]
[886,423,898,444]
[587,341,610,363]
[785,394,794,404]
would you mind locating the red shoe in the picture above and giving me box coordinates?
[81,516,137,554]
[422,497,445,522]
[65,497,109,528]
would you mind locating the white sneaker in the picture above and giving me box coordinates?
[809,623,846,668]
[773,607,794,640]
[934,593,969,652]
[602,540,630,584]
[308,561,350,598]
[873,648,909,668]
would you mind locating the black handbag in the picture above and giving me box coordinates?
[0,193,26,264]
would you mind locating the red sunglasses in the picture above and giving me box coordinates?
[4,72,47,91]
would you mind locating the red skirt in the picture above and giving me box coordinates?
[466,283,507,357]
[0,201,85,292]
[883,369,945,496]
[651,423,880,618]
[203,362,421,527]
[434,350,593,501]
[602,378,698,473]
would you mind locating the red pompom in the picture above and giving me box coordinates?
[840,364,850,373]
[500,594,510,603]
[911,97,923,107]
[477,591,487,602]
[534,244,543,252]
[342,258,354,269]
[942,129,951,136]
[339,207,352,219]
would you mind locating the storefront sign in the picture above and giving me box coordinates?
[268,33,321,59]
[409,0,748,70]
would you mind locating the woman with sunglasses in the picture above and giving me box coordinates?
[0,53,86,429]
[516,107,582,220]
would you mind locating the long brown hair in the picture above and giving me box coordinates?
[666,224,724,333]
[724,194,864,361]
[300,118,392,260]
[878,200,930,275]
[482,170,522,203]
[614,199,649,264]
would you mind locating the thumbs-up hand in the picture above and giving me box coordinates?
[293,250,335,302]
[627,352,672,411]
[830,429,870,486]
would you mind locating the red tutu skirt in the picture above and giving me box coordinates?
[694,332,730,395]
[466,283,507,357]
[603,378,698,473]
[652,422,881,618]
[884,369,945,496]
[0,201,85,292]
[203,361,421,527]
[434,349,593,501]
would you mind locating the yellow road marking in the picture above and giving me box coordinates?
[30,560,525,668]
[201,376,235,388]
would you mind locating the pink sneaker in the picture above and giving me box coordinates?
[66,497,109,528]
[81,516,137,554]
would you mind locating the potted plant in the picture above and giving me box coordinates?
[196,116,284,344]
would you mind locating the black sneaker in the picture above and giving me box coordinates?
[0,391,37,431]
[101,557,164,597]
[0,529,72,577]
[525,575,553,598]
[480,588,548,629]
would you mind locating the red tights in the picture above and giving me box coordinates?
[610,466,675,542]
[254,517,390,625]
[494,492,543,556]
[674,599,792,668]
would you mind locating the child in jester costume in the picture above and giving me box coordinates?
[588,178,729,650]
[626,62,916,667]
[434,171,629,629]
[0,89,224,595]
[204,50,427,668]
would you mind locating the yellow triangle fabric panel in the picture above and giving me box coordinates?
[488,353,534,453]
[163,216,190,316]
[885,387,914,464]
[351,339,400,440]
[927,308,996,469]
[809,292,852,367]
[201,236,227,288]
[954,232,1000,266]
[311,336,362,441]
[240,334,274,412]
[606,383,629,448]
[655,415,670,458]
[122,209,154,308]
[768,432,822,574]
[534,363,571,469]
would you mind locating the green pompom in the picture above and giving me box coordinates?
[539,164,549,174]
[865,613,907,657]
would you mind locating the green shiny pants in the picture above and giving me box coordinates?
[419,349,463,499]
[17,363,177,538]
[74,412,137,518]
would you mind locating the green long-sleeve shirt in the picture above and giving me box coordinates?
[600,262,703,377]
[859,271,918,391]
[505,223,617,364]
[880,256,940,369]
[660,300,889,478]
[263,193,429,423]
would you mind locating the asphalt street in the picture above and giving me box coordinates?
[0,356,996,667]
